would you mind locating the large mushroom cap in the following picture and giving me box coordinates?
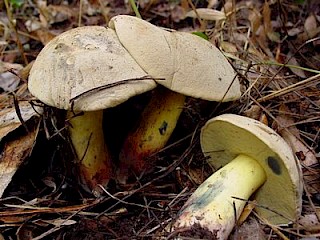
[109,15,241,102]
[200,114,303,224]
[28,26,156,111]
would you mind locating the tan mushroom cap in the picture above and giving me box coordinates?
[109,15,241,102]
[28,26,156,111]
[200,114,303,225]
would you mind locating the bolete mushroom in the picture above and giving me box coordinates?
[171,114,303,239]
[108,15,241,178]
[28,26,156,191]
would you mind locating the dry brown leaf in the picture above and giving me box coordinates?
[0,102,42,141]
[207,0,219,9]
[185,8,226,21]
[276,105,317,167]
[0,127,37,198]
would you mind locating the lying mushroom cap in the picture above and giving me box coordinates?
[109,15,240,102]
[200,114,303,224]
[29,26,156,111]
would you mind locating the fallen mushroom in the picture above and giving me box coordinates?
[108,15,241,178]
[171,114,303,239]
[28,26,156,191]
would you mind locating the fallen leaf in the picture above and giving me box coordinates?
[41,218,77,226]
[39,4,75,25]
[262,1,272,36]
[34,29,57,45]
[25,18,42,32]
[304,14,317,37]
[262,1,280,43]
[286,52,306,78]
[42,177,57,192]
[0,101,42,141]
[185,8,226,21]
[243,105,262,121]
[248,8,262,36]
[276,105,317,166]
[298,213,320,233]
[0,71,20,92]
[0,127,38,198]
[220,41,238,53]
[0,61,23,92]
[207,0,219,9]
[188,167,205,185]
[237,200,257,226]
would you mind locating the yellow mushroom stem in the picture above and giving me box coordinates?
[67,110,112,193]
[171,154,267,240]
[118,87,185,180]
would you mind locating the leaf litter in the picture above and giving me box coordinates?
[0,0,319,239]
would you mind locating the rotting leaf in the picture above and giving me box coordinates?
[0,127,37,198]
